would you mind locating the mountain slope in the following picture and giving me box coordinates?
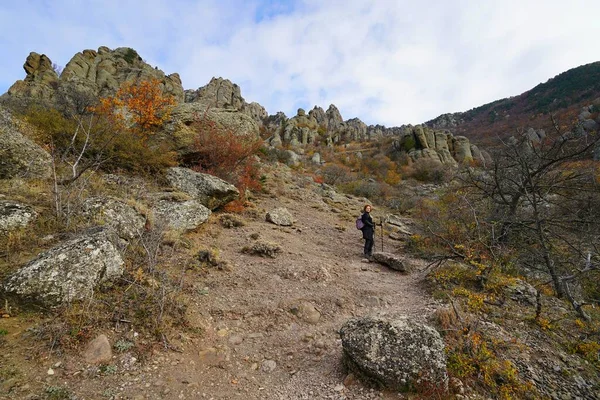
[426,61,600,144]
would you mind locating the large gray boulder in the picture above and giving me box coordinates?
[2,229,124,307]
[81,197,146,240]
[372,252,410,272]
[0,124,52,180]
[0,200,37,233]
[153,197,211,231]
[340,316,448,391]
[166,167,239,210]
[266,207,295,226]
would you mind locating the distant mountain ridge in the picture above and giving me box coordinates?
[426,61,600,143]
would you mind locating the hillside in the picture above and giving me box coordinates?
[426,61,600,144]
[1,47,600,400]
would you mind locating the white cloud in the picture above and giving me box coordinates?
[1,0,599,126]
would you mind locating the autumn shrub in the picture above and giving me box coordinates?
[434,308,537,399]
[321,163,353,185]
[242,240,281,258]
[184,116,263,200]
[219,213,246,228]
[408,159,452,183]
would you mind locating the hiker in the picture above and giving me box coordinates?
[360,204,376,258]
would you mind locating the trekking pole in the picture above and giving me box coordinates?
[380,217,384,252]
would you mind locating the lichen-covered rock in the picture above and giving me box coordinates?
[452,136,473,163]
[0,124,52,180]
[266,207,295,226]
[153,198,211,231]
[82,197,146,240]
[2,229,124,307]
[169,102,260,151]
[371,252,409,272]
[340,316,448,391]
[4,52,59,100]
[0,200,37,233]
[504,279,538,305]
[385,215,413,235]
[166,167,239,210]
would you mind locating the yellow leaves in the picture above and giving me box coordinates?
[91,78,176,138]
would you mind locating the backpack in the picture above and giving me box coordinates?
[356,215,365,230]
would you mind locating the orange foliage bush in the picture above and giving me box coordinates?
[187,116,263,199]
[92,78,176,138]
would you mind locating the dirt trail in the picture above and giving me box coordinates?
[143,183,439,400]
[0,175,439,400]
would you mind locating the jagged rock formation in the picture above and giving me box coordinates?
[183,77,267,124]
[2,47,184,103]
[393,125,491,166]
[339,316,448,391]
[2,229,124,307]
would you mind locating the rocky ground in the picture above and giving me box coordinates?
[0,168,440,400]
[1,166,599,400]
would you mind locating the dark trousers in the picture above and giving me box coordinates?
[364,238,374,256]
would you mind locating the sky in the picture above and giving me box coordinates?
[1,0,599,127]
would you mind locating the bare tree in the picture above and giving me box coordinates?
[463,121,600,319]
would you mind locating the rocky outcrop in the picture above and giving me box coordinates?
[340,316,448,391]
[266,207,295,226]
[81,197,146,240]
[2,229,124,307]
[152,195,211,231]
[0,201,37,233]
[166,167,239,210]
[371,252,410,272]
[3,47,184,104]
[185,77,244,109]
[0,123,52,180]
[184,77,267,125]
[392,125,488,165]
[4,52,58,100]
[169,102,260,151]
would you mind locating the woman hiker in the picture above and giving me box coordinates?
[360,204,376,258]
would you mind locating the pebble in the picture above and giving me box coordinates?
[261,360,277,373]
[47,368,54,375]
[229,335,244,346]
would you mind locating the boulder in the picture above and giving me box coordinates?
[2,229,124,307]
[582,119,598,132]
[285,150,301,166]
[504,279,537,305]
[83,334,113,364]
[81,197,146,240]
[266,207,294,226]
[371,252,410,272]
[153,198,211,231]
[0,200,37,233]
[0,124,52,180]
[166,167,239,210]
[340,316,448,391]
